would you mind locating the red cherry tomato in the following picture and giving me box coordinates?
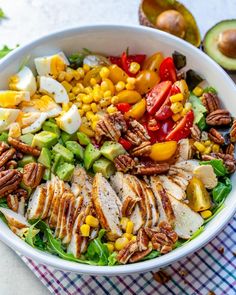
[116,103,131,113]
[119,137,132,150]
[156,119,175,142]
[155,104,173,121]
[166,110,194,141]
[159,57,177,83]
[170,85,181,95]
[121,52,146,76]
[142,122,158,144]
[146,80,172,115]
[109,56,122,67]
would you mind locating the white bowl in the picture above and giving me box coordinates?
[0,25,235,276]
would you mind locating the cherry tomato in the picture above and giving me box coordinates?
[116,103,131,113]
[156,119,175,142]
[146,80,172,115]
[135,70,160,95]
[121,52,146,76]
[171,85,181,95]
[159,57,177,83]
[155,104,173,121]
[142,52,164,73]
[109,56,122,67]
[166,110,194,141]
[119,138,132,150]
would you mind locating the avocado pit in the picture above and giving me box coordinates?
[156,10,186,38]
[218,29,236,58]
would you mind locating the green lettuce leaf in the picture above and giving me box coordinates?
[0,8,6,20]
[200,159,227,176]
[0,45,13,59]
[0,198,9,208]
[108,252,118,266]
[212,177,232,203]
[141,250,160,261]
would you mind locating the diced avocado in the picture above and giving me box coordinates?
[93,157,115,178]
[65,141,84,161]
[19,133,34,146]
[189,93,207,124]
[77,131,91,146]
[56,162,75,181]
[18,155,36,167]
[48,118,56,124]
[32,131,58,149]
[0,131,8,142]
[61,131,77,144]
[42,121,61,138]
[84,143,101,170]
[52,154,64,174]
[100,141,126,161]
[38,147,52,168]
[43,168,51,181]
[52,143,74,163]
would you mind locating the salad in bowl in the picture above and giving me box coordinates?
[0,45,235,267]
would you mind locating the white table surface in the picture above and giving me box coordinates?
[0,0,235,294]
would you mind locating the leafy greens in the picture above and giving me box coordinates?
[200,159,227,176]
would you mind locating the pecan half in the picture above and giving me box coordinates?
[0,142,9,154]
[117,242,139,264]
[137,228,149,251]
[225,144,235,156]
[208,128,225,144]
[8,137,40,157]
[114,154,135,173]
[206,109,231,126]
[190,124,201,141]
[230,119,236,143]
[0,170,22,196]
[95,112,127,142]
[124,119,150,146]
[153,270,170,284]
[129,247,152,263]
[7,194,19,212]
[131,141,151,157]
[5,160,18,169]
[135,163,170,175]
[0,148,16,168]
[201,92,220,113]
[23,163,45,188]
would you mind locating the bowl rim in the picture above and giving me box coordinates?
[0,24,235,276]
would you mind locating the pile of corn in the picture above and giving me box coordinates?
[55,63,142,138]
[194,140,220,155]
[170,93,192,122]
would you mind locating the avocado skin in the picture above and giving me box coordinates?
[84,143,101,170]
[93,157,115,178]
[203,19,236,72]
[38,147,52,168]
[100,141,126,161]
[65,141,84,161]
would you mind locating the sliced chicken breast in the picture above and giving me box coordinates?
[168,194,204,239]
[58,192,73,240]
[41,179,54,219]
[27,184,47,220]
[175,139,194,163]
[92,173,122,238]
[157,175,186,201]
[63,195,76,244]
[0,208,30,229]
[130,204,144,233]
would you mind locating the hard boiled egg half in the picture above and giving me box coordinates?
[0,108,20,132]
[56,104,81,134]
[0,90,30,108]
[9,66,37,96]
[34,52,69,77]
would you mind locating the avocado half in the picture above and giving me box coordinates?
[139,0,201,47]
[203,19,236,72]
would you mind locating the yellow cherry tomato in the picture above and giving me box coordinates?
[109,64,128,84]
[124,98,146,120]
[150,141,177,161]
[116,90,142,104]
[135,70,160,95]
[83,67,102,87]
[142,52,164,72]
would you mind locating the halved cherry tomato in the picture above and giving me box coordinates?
[119,137,132,150]
[155,118,175,142]
[135,70,160,95]
[146,80,172,115]
[121,52,146,76]
[166,110,194,141]
[155,104,173,121]
[116,103,131,113]
[109,56,122,67]
[171,85,181,95]
[159,57,177,83]
[142,52,164,73]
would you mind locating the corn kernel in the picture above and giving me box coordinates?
[200,210,212,219]
[86,111,95,121]
[101,80,109,92]
[172,113,182,122]
[91,120,98,130]
[57,71,66,82]
[83,64,90,72]
[84,86,93,94]
[126,83,135,90]
[115,237,129,251]
[181,108,188,116]
[184,102,192,111]
[85,215,99,227]
[77,93,86,101]
[79,124,95,137]
[170,93,184,103]
[170,102,183,114]
[120,217,129,231]
[62,103,70,112]
[82,95,93,104]
[103,90,111,98]
[75,101,82,108]
[194,141,206,153]
[131,236,137,242]
[126,221,134,234]
[61,81,72,93]
[72,86,81,95]
[106,242,115,252]
[123,233,133,240]
[90,78,97,86]
[73,70,81,80]
[212,144,220,153]
[204,140,212,146]
[126,77,136,85]
[193,86,203,97]
[107,105,117,114]
[78,109,85,117]
[204,146,212,154]
[111,96,119,105]
[100,98,111,108]
[69,93,75,101]
[100,67,110,79]
[82,104,91,112]
[65,72,74,82]
[129,62,140,74]
[77,67,85,78]
[91,102,98,113]
[115,81,125,92]
[80,224,90,237]
[93,90,103,102]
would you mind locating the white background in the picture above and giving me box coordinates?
[0,0,235,294]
